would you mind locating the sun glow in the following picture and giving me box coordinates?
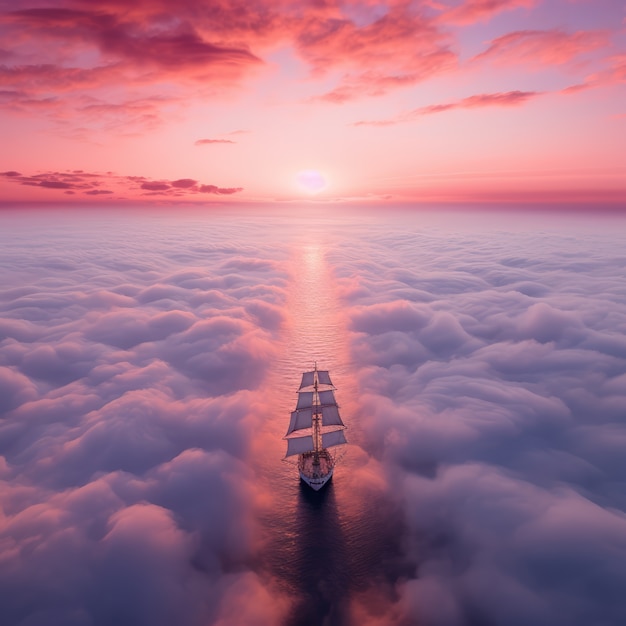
[296,170,328,195]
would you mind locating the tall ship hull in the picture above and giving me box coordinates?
[299,450,334,491]
[284,365,347,491]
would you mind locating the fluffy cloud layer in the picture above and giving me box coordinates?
[0,211,290,625]
[2,209,626,625]
[331,214,626,625]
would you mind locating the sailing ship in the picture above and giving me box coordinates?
[284,365,347,491]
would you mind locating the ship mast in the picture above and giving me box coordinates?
[284,363,347,460]
[313,363,322,457]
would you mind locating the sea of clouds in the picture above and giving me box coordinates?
[0,211,293,626]
[1,208,625,626]
[332,215,626,625]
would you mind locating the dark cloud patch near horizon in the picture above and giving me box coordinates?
[198,184,243,195]
[39,179,74,189]
[1,168,244,199]
[141,181,170,191]
[331,216,626,625]
[171,178,198,188]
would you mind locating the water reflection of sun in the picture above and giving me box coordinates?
[303,245,321,272]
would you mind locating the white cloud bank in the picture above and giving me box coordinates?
[1,208,626,626]
[332,215,626,625]
[0,211,291,626]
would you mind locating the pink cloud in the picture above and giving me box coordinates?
[297,7,451,73]
[0,3,266,131]
[298,6,457,100]
[442,0,536,25]
[4,0,554,122]
[194,138,236,145]
[314,60,455,103]
[460,89,540,107]
[5,7,261,71]
[474,29,610,66]
[567,53,626,91]
[354,89,540,126]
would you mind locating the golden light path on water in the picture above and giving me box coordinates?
[252,222,404,626]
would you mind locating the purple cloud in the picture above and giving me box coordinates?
[333,214,626,624]
[140,181,170,191]
[170,178,197,188]
[1,209,626,626]
[198,184,244,194]
[0,212,290,624]
[0,168,244,199]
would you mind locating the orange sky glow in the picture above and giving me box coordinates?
[1,0,625,207]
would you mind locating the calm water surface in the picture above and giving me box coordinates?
[249,221,406,625]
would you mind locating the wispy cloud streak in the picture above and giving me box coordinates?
[354,89,541,126]
[195,138,236,145]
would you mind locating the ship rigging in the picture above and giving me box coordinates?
[284,364,347,490]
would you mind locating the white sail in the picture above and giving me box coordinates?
[296,391,314,409]
[317,370,333,386]
[318,390,336,406]
[321,405,344,427]
[299,371,315,389]
[322,430,347,448]
[286,435,314,457]
[285,409,313,436]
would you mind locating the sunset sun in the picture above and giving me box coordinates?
[296,169,327,194]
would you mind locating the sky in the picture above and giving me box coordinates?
[2,2,626,624]
[1,0,625,206]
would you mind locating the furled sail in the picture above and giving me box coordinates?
[322,430,347,448]
[285,409,313,436]
[286,435,314,457]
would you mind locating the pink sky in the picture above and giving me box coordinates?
[1,0,625,206]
